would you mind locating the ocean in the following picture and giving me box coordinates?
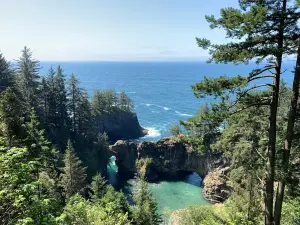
[39,60,295,215]
[39,61,295,141]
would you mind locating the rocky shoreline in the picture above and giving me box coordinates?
[109,136,231,204]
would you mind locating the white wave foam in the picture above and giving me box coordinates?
[163,107,170,110]
[145,103,152,107]
[145,127,161,138]
[175,111,193,117]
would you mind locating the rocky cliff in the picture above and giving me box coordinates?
[137,137,226,180]
[109,136,226,178]
[93,111,147,142]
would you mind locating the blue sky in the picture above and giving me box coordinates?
[1,0,240,61]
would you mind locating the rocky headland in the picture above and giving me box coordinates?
[93,111,147,142]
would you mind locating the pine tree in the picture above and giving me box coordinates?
[16,46,40,112]
[194,1,299,224]
[77,90,91,136]
[0,53,13,94]
[24,109,55,169]
[0,88,23,146]
[90,173,107,201]
[131,176,162,225]
[55,66,69,129]
[118,91,134,112]
[60,140,87,199]
[52,66,69,150]
[67,74,81,134]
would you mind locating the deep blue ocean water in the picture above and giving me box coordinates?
[39,61,295,141]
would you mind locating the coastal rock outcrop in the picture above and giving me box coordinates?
[109,140,138,178]
[109,136,227,179]
[93,112,147,142]
[137,136,226,180]
[109,136,231,203]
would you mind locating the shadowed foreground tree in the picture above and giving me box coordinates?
[194,1,299,224]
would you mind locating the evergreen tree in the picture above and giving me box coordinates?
[0,52,13,93]
[92,89,107,115]
[67,74,83,134]
[0,88,23,146]
[131,176,162,225]
[77,90,92,136]
[169,124,182,136]
[90,173,107,201]
[60,139,87,199]
[118,91,134,112]
[16,46,41,112]
[23,109,57,193]
[54,66,69,130]
[275,47,300,224]
[52,66,69,150]
[41,77,49,125]
[194,1,299,224]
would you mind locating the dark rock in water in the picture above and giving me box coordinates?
[109,136,231,202]
[93,112,147,142]
[110,140,138,178]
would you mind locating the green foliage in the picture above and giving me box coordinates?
[0,88,24,145]
[90,173,107,201]
[169,124,182,136]
[60,140,87,199]
[16,46,41,112]
[0,52,14,94]
[131,176,162,225]
[178,205,233,225]
[136,158,153,177]
[56,194,131,225]
[91,89,134,115]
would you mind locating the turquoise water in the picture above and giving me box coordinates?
[107,156,209,215]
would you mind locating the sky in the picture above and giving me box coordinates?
[0,0,240,61]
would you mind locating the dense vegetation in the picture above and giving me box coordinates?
[0,48,161,224]
[178,0,300,225]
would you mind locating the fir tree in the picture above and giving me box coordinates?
[16,46,40,112]
[131,176,162,225]
[118,91,134,112]
[0,52,13,94]
[60,139,87,199]
[90,173,107,201]
[67,74,82,134]
[0,88,23,146]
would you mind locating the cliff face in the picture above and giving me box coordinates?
[93,112,147,142]
[109,140,138,178]
[137,137,226,179]
[109,136,226,180]
[109,137,231,203]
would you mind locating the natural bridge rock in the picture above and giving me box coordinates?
[109,137,231,202]
[137,136,226,180]
[109,136,227,180]
[109,140,138,178]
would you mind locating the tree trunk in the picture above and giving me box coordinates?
[274,47,300,225]
[265,2,287,224]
